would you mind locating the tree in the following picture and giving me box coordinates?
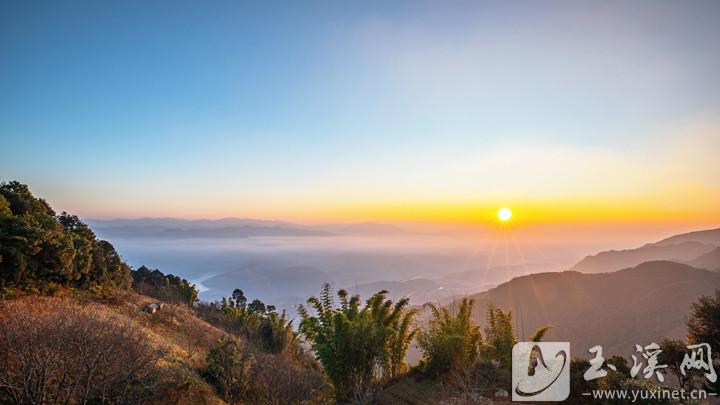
[687,289,720,349]
[0,194,11,217]
[57,213,96,282]
[232,288,246,308]
[418,298,482,377]
[298,283,417,401]
[0,181,55,217]
[201,289,302,357]
[568,359,596,404]
[481,304,517,370]
[686,289,720,392]
[0,195,10,267]
[388,301,418,378]
[0,182,75,285]
[0,181,132,290]
[248,299,266,314]
[258,310,296,354]
[659,338,694,389]
[131,265,198,306]
[203,338,255,405]
[480,304,550,371]
[90,240,132,288]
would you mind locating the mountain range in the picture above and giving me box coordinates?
[570,228,720,273]
[351,228,720,313]
[466,261,720,356]
[413,227,720,358]
[86,218,412,239]
[687,247,720,271]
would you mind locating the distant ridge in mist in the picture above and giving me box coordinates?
[570,228,720,273]
[688,247,720,271]
[314,222,412,236]
[654,227,720,246]
[87,218,331,239]
[86,217,412,239]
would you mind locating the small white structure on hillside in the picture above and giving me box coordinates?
[144,302,165,315]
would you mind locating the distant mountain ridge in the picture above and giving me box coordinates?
[570,227,719,273]
[86,218,412,239]
[654,228,720,246]
[466,260,720,356]
[89,223,332,239]
[314,222,412,235]
[86,217,297,229]
[688,247,720,271]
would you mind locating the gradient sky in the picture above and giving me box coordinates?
[1,1,719,228]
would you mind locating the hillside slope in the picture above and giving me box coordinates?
[0,290,227,404]
[0,289,330,405]
[467,261,720,356]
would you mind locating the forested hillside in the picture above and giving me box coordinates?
[0,181,132,293]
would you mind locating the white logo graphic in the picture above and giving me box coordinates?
[512,342,570,401]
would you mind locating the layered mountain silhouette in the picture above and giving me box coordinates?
[466,260,720,356]
[654,228,720,246]
[687,247,720,271]
[87,218,412,238]
[570,228,719,273]
[87,218,332,238]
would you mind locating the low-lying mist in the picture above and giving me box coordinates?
[98,232,583,312]
[89,217,687,312]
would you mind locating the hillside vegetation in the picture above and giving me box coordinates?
[0,182,329,404]
[0,292,223,404]
[1,181,719,404]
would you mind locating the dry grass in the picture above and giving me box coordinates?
[0,291,227,404]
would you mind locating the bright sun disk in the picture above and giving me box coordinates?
[498,207,512,221]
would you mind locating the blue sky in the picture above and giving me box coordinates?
[1,1,719,223]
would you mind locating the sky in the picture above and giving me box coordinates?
[1,0,719,232]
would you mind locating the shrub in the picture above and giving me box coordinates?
[202,336,330,405]
[0,297,166,404]
[249,352,331,405]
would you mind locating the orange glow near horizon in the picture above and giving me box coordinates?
[78,197,720,228]
[64,193,720,247]
[45,121,719,230]
[61,180,720,231]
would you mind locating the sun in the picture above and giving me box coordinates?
[497,207,512,221]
